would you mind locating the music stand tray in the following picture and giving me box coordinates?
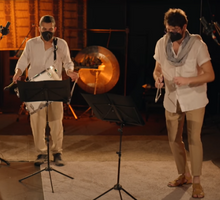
[81,93,145,200]
[17,79,74,193]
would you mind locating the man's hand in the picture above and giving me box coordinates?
[153,62,164,88]
[155,74,164,88]
[67,70,79,82]
[12,68,22,84]
[173,76,189,86]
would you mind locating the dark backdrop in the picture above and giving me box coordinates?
[87,0,220,113]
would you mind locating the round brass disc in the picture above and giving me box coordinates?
[75,46,120,94]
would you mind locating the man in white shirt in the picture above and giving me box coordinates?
[13,15,78,166]
[153,8,215,198]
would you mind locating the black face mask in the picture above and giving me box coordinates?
[41,31,54,41]
[169,32,183,42]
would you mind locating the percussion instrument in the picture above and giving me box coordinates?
[14,66,60,115]
[155,74,164,103]
[155,86,162,103]
[74,46,120,94]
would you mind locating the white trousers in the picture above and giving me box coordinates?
[30,102,64,155]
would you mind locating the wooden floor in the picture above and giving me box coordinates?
[0,110,220,200]
[0,161,44,200]
[0,109,165,200]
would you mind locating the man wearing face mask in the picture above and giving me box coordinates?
[12,15,78,166]
[153,8,215,198]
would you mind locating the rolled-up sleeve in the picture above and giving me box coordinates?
[15,41,30,74]
[196,41,211,67]
[153,39,163,65]
[59,40,74,73]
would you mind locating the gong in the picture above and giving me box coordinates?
[74,46,120,94]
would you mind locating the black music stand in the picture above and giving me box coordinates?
[81,93,145,200]
[17,79,74,193]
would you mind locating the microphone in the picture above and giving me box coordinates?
[5,21,10,29]
[200,17,213,35]
[1,21,10,38]
[200,17,220,45]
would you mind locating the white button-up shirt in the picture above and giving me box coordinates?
[15,36,74,80]
[154,34,211,113]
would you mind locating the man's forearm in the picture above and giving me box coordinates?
[15,68,22,77]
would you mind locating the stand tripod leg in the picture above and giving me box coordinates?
[48,168,54,193]
[79,106,93,118]
[121,188,137,199]
[51,167,74,179]
[64,103,78,120]
[19,168,46,182]
[0,158,10,165]
[93,187,114,200]
[67,103,78,120]
[93,124,137,200]
[93,184,137,200]
[80,71,100,118]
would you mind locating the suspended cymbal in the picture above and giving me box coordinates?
[74,46,120,94]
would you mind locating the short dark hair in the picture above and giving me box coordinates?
[39,15,56,26]
[164,8,188,28]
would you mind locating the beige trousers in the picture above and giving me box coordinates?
[165,102,205,176]
[30,102,64,155]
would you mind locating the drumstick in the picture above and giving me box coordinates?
[68,76,79,104]
[4,82,15,90]
[70,79,77,98]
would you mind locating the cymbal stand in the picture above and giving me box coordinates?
[80,68,102,118]
[64,79,78,120]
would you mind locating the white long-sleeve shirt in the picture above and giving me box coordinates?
[15,36,74,80]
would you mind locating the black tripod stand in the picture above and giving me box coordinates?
[17,79,74,193]
[0,157,10,165]
[81,93,145,200]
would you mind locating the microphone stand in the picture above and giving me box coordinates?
[200,16,220,46]
[14,24,35,120]
[14,24,35,57]
[0,33,10,165]
[213,21,220,46]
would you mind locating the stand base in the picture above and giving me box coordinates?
[93,183,137,200]
[19,166,74,193]
[19,166,73,181]
[0,157,10,165]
